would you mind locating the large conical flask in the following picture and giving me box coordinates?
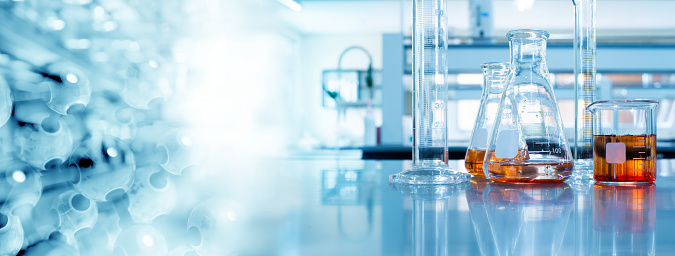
[483,29,573,183]
[465,62,509,177]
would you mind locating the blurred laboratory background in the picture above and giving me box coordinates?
[1,0,675,256]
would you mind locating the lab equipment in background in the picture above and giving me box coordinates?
[587,100,658,184]
[572,0,597,180]
[484,183,572,255]
[127,165,176,223]
[390,0,470,184]
[483,29,573,183]
[468,0,494,42]
[593,184,655,255]
[464,177,497,256]
[69,135,136,201]
[0,212,24,256]
[337,46,374,101]
[323,45,379,148]
[465,62,509,177]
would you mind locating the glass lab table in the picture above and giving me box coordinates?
[191,156,675,256]
[13,154,675,255]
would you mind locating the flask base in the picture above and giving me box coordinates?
[569,159,595,184]
[389,165,470,185]
[392,182,468,199]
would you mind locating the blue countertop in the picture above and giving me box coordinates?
[8,156,675,255]
[182,158,675,256]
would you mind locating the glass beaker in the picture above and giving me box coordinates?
[586,100,658,184]
[483,29,574,183]
[465,62,509,177]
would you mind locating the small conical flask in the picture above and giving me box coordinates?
[483,29,573,183]
[465,62,509,177]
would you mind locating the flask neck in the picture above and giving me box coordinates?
[481,63,509,95]
[483,73,507,95]
[509,39,548,72]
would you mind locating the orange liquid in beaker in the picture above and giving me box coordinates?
[593,134,656,183]
[465,149,486,177]
[484,149,572,183]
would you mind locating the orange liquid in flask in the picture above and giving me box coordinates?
[465,149,487,177]
[485,149,572,183]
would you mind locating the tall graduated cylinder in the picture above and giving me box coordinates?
[465,63,509,177]
[587,100,658,184]
[390,0,469,184]
[483,29,573,183]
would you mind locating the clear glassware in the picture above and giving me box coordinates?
[465,62,509,177]
[586,100,658,184]
[389,0,470,184]
[572,0,597,181]
[483,29,573,183]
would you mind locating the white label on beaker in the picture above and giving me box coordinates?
[606,142,626,164]
[473,128,488,148]
[495,130,518,159]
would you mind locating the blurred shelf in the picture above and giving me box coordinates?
[362,141,675,160]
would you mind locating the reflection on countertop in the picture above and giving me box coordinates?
[4,157,675,255]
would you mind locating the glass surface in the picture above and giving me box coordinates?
[483,29,574,183]
[484,182,572,255]
[390,0,469,184]
[465,62,509,177]
[4,157,675,255]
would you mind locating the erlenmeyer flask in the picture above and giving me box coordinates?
[465,62,509,177]
[483,29,573,183]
